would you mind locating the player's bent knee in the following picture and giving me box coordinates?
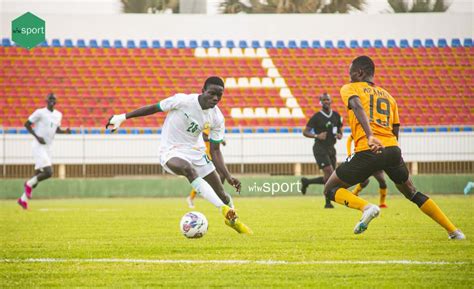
[182,164,198,179]
[43,167,53,178]
[326,186,340,201]
[379,180,387,189]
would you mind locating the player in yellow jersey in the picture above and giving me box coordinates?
[187,125,227,208]
[323,56,465,239]
[346,135,388,208]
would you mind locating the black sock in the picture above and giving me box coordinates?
[325,196,332,205]
[307,177,325,185]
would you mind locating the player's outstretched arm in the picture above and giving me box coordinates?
[106,104,162,132]
[210,142,241,193]
[56,127,71,134]
[24,120,45,144]
[348,96,383,153]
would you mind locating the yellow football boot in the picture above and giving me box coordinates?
[224,219,253,235]
[221,205,253,235]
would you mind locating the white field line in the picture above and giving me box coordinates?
[38,208,121,212]
[0,258,468,265]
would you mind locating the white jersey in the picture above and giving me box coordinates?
[28,108,62,145]
[158,93,225,154]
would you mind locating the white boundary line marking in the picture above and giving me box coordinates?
[0,259,468,265]
[38,208,121,212]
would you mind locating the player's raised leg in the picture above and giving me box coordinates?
[18,166,53,209]
[166,157,250,234]
[187,166,226,209]
[324,171,380,234]
[301,176,324,195]
[166,157,225,208]
[204,171,233,208]
[204,170,252,234]
[382,148,465,239]
[394,178,465,240]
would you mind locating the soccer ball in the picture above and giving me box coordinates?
[180,211,208,238]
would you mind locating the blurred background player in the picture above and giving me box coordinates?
[300,93,343,209]
[324,56,465,239]
[347,134,389,208]
[106,77,252,234]
[187,125,227,208]
[18,93,70,209]
[464,182,473,195]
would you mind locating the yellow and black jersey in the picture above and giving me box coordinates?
[340,82,400,153]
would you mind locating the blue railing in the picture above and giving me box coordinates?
[1,126,472,135]
[1,38,472,49]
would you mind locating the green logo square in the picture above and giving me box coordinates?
[12,12,46,49]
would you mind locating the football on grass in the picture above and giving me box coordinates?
[180,211,208,238]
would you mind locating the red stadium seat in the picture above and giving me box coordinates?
[0,44,472,127]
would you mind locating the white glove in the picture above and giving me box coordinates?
[106,114,126,132]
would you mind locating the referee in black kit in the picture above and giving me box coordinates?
[301,93,343,208]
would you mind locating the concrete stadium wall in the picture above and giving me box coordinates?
[1,12,472,43]
[0,175,473,199]
[1,133,473,165]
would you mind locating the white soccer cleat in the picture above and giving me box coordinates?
[448,230,466,240]
[354,205,380,234]
[186,196,195,208]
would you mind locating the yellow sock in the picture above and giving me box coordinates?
[420,199,457,233]
[379,188,387,205]
[189,189,197,200]
[352,184,363,196]
[334,188,370,211]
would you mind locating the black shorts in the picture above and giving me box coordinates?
[336,146,409,186]
[313,145,336,169]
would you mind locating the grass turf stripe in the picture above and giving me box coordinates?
[0,259,468,265]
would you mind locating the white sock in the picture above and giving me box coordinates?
[226,193,234,209]
[191,177,225,208]
[27,176,38,187]
[20,193,28,202]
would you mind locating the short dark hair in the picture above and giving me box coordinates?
[352,56,375,77]
[320,92,330,100]
[203,76,224,90]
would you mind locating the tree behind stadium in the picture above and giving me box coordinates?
[220,0,366,14]
[388,0,452,12]
[121,0,179,13]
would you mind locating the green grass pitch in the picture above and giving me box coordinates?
[1,195,472,288]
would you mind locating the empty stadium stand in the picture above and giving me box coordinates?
[1,38,472,131]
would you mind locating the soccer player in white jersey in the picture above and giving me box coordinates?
[106,77,252,234]
[18,93,70,209]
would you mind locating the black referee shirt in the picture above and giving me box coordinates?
[306,110,343,148]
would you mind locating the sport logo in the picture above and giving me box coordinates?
[11,12,46,49]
